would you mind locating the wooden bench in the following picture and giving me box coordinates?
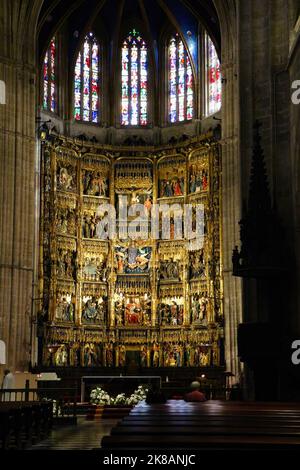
[101,433,300,449]
[101,400,300,449]
[111,425,300,436]
[0,402,52,449]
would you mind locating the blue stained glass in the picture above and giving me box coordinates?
[121,43,129,125]
[168,35,194,123]
[73,33,100,122]
[121,31,148,126]
[43,38,57,112]
[205,32,221,115]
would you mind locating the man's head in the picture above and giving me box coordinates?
[190,381,201,391]
[4,369,10,376]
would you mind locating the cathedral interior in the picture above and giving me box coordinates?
[0,0,300,406]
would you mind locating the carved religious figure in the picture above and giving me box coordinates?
[184,344,191,366]
[152,343,160,367]
[142,298,151,326]
[159,259,180,280]
[82,257,107,282]
[55,345,69,366]
[189,164,208,194]
[159,300,183,326]
[162,343,181,367]
[159,172,184,198]
[57,249,76,280]
[191,293,208,324]
[140,345,147,367]
[83,343,96,367]
[115,299,125,326]
[144,195,152,213]
[106,343,114,367]
[70,343,81,367]
[82,212,106,239]
[200,348,211,366]
[83,170,108,197]
[189,249,205,278]
[125,300,141,325]
[115,246,151,274]
[55,294,75,322]
[57,164,76,191]
[56,208,76,235]
[119,345,126,367]
[82,296,106,324]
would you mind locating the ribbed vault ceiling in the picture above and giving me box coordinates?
[37,0,220,64]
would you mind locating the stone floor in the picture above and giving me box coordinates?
[30,417,118,450]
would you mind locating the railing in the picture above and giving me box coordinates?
[162,385,243,401]
[0,388,78,420]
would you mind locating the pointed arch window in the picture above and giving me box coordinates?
[205,32,221,116]
[43,37,57,113]
[121,29,148,126]
[74,32,101,123]
[168,35,194,123]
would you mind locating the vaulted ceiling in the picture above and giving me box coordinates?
[37,0,220,66]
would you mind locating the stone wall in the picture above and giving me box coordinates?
[238,0,299,332]
[0,0,42,370]
[289,11,300,334]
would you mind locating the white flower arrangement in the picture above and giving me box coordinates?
[90,385,148,406]
[126,385,148,405]
[42,398,62,416]
[90,387,111,405]
[114,393,127,405]
[53,399,62,416]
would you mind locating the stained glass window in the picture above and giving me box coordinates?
[74,33,100,123]
[121,30,148,126]
[205,32,221,116]
[43,37,57,112]
[168,35,194,123]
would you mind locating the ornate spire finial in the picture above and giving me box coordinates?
[248,120,271,215]
[232,121,285,278]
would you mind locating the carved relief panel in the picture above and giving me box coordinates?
[40,139,223,367]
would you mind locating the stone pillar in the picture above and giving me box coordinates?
[214,0,243,384]
[0,0,42,370]
[289,13,300,336]
[221,133,243,383]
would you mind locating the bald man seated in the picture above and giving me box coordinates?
[184,381,207,402]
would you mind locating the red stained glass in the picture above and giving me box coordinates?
[206,32,221,115]
[168,35,194,123]
[43,37,57,112]
[121,30,148,126]
[73,33,100,123]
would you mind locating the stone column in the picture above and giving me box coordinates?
[213,0,243,384]
[0,0,43,370]
[221,133,243,383]
[289,13,300,336]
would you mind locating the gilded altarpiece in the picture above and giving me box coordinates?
[40,137,223,368]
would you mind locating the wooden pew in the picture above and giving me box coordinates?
[111,425,300,436]
[0,406,16,449]
[101,400,300,449]
[101,433,300,449]
[0,402,53,449]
